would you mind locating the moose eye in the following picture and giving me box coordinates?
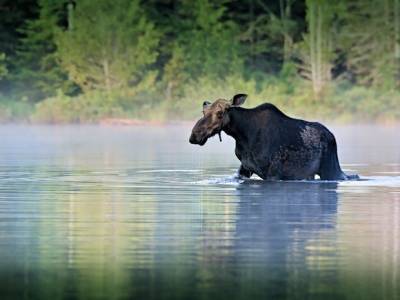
[203,101,211,108]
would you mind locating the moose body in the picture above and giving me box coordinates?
[189,94,357,180]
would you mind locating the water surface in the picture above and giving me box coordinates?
[0,125,399,299]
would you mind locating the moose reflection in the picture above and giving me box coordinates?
[232,181,340,299]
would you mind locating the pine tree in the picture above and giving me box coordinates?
[14,0,70,102]
[340,0,400,88]
[174,0,243,79]
[0,0,37,63]
[155,0,244,100]
[0,53,7,81]
[236,0,299,74]
[0,0,37,94]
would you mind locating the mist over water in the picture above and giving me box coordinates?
[0,125,399,299]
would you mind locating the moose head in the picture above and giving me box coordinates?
[189,94,247,145]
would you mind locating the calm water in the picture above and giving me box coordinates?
[0,125,399,300]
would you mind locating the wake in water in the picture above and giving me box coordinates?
[133,167,400,188]
[193,174,400,187]
[193,173,246,185]
[340,175,400,187]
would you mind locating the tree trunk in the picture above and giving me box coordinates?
[308,0,318,96]
[307,0,332,98]
[102,58,111,94]
[394,0,400,85]
[67,2,74,31]
[281,0,293,64]
[395,0,400,58]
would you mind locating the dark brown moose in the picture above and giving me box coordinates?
[189,94,358,180]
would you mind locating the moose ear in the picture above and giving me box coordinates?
[203,101,211,109]
[231,94,247,106]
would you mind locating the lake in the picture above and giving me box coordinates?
[0,125,399,300]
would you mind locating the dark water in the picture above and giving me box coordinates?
[0,125,399,300]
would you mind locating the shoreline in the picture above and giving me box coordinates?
[98,118,195,126]
[1,117,400,127]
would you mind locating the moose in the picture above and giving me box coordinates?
[189,94,358,180]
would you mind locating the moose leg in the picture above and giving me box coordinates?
[237,164,253,178]
[319,135,347,180]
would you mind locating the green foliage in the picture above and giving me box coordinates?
[56,0,160,96]
[240,0,300,73]
[163,46,187,101]
[0,0,37,59]
[0,96,33,122]
[338,0,400,89]
[296,0,337,98]
[173,0,243,79]
[1,0,399,123]
[14,0,71,102]
[0,53,7,80]
[32,74,400,124]
[32,90,124,123]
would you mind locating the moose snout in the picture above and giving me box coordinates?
[189,133,197,144]
[189,131,207,145]
[189,118,209,145]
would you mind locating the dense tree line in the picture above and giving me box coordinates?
[0,0,399,122]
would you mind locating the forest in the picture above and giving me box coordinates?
[0,0,399,123]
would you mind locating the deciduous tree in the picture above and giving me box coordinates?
[56,0,160,96]
[296,0,336,98]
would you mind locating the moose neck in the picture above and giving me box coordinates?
[222,107,253,143]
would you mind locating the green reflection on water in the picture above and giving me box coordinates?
[0,167,399,299]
